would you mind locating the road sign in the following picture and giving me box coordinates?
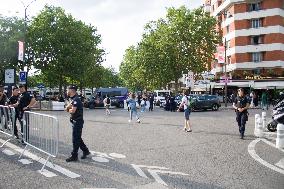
[217,46,225,64]
[19,71,27,84]
[37,83,45,89]
[5,69,15,84]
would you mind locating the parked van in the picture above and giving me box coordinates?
[154,90,171,106]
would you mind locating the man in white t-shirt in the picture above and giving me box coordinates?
[179,91,192,132]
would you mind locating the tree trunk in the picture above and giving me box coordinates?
[174,78,179,95]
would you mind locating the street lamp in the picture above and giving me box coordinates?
[217,11,229,107]
[20,0,37,89]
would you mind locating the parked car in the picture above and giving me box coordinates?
[191,94,221,111]
[84,95,122,109]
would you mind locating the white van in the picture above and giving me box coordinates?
[154,90,171,106]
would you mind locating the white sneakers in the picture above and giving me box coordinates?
[128,119,141,123]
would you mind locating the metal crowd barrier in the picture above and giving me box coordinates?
[19,111,59,171]
[0,105,16,147]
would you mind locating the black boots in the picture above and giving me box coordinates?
[81,151,91,159]
[66,156,78,162]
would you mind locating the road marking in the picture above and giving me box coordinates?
[92,156,109,163]
[261,138,284,153]
[2,148,15,156]
[131,164,188,186]
[90,151,115,160]
[148,169,189,186]
[0,138,80,178]
[276,158,284,169]
[131,164,149,178]
[38,169,57,178]
[109,153,126,159]
[248,139,284,175]
[19,159,33,165]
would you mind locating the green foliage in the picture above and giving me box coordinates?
[0,16,25,83]
[120,6,220,91]
[27,5,105,92]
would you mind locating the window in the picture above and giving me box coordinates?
[252,52,262,62]
[249,2,261,11]
[227,56,231,64]
[253,69,261,75]
[225,40,231,48]
[226,25,229,33]
[251,35,263,45]
[251,19,262,28]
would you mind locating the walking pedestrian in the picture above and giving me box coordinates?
[103,95,111,115]
[261,89,268,110]
[65,85,90,162]
[8,86,20,139]
[170,95,176,112]
[149,94,154,111]
[140,94,146,113]
[0,85,8,128]
[178,91,192,132]
[127,93,140,123]
[233,88,250,139]
[18,84,36,144]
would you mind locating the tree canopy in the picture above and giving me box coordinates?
[120,6,220,91]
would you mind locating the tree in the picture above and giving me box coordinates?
[120,6,220,92]
[27,5,104,93]
[0,16,25,84]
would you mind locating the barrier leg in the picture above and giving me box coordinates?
[19,145,28,159]
[0,138,13,148]
[40,155,51,172]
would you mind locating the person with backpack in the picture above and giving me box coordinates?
[103,95,111,115]
[178,91,192,132]
[233,88,250,139]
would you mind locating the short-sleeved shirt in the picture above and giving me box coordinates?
[70,95,83,121]
[0,94,7,105]
[8,95,19,113]
[18,92,33,112]
[127,98,137,110]
[181,96,188,110]
[234,96,249,113]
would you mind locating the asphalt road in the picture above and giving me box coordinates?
[0,106,283,189]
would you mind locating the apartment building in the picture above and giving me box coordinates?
[205,0,284,89]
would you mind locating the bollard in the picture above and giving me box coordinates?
[276,123,284,149]
[262,112,266,131]
[254,114,263,137]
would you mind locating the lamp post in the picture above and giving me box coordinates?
[224,38,228,107]
[20,0,37,89]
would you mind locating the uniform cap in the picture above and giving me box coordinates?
[68,85,78,91]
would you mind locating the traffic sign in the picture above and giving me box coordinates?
[19,71,27,84]
[37,83,45,89]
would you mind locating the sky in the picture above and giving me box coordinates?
[0,0,202,72]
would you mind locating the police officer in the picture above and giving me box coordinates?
[66,85,90,162]
[18,84,36,143]
[8,86,20,139]
[233,88,250,139]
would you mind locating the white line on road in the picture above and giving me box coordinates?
[2,148,15,156]
[131,164,148,178]
[248,138,284,175]
[260,138,284,153]
[276,158,284,169]
[92,156,110,163]
[148,169,189,186]
[37,169,57,178]
[19,159,33,165]
[0,138,80,178]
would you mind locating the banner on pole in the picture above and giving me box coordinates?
[217,46,225,64]
[18,41,24,61]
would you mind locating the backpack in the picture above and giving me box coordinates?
[106,97,110,104]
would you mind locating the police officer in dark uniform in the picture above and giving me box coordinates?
[18,84,36,143]
[66,85,90,162]
[8,86,20,139]
[233,88,250,139]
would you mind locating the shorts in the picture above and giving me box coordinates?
[184,108,190,120]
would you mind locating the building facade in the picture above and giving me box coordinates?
[206,0,284,81]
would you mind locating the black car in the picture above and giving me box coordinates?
[191,94,221,111]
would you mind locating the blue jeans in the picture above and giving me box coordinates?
[130,109,139,120]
